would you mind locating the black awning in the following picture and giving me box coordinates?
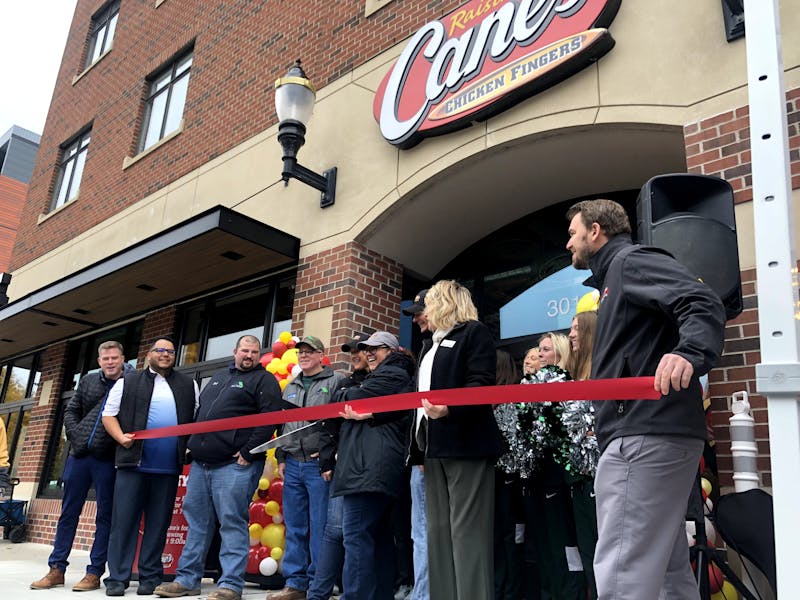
[0,206,299,361]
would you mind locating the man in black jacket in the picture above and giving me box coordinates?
[102,337,199,597]
[30,341,130,592]
[566,199,726,600]
[155,335,282,600]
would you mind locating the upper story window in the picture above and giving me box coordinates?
[140,49,193,152]
[51,130,91,211]
[85,0,119,68]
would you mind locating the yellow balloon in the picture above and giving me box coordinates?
[266,361,279,374]
[258,478,270,491]
[700,477,712,496]
[262,523,286,549]
[576,290,600,314]
[279,379,289,391]
[249,523,263,538]
[265,500,280,516]
[710,580,738,600]
[279,331,293,344]
[267,448,276,460]
[252,490,260,502]
[270,546,283,561]
[282,348,299,363]
[277,363,288,376]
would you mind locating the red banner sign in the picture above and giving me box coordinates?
[373,0,621,148]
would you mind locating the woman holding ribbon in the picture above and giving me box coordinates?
[415,279,503,600]
[330,331,414,600]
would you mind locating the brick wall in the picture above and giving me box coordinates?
[25,307,178,548]
[14,0,461,270]
[293,242,403,371]
[683,87,800,490]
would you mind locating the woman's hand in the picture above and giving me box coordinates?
[340,404,373,420]
[422,398,449,419]
[321,470,333,482]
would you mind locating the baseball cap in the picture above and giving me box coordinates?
[297,335,325,353]
[358,331,400,351]
[341,332,370,352]
[401,289,428,316]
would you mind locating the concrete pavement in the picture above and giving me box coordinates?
[0,541,270,599]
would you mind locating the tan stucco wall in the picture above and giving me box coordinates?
[9,1,800,299]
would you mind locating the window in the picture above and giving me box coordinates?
[140,49,193,152]
[85,0,119,68]
[51,130,90,211]
[178,278,295,368]
[0,353,41,479]
[40,322,142,497]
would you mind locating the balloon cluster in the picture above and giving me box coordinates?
[260,331,332,391]
[247,450,286,577]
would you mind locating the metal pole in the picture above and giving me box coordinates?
[745,0,800,596]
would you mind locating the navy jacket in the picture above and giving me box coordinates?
[188,363,282,465]
[586,235,726,452]
[331,351,414,498]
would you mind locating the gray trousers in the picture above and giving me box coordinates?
[425,457,494,600]
[593,435,703,600]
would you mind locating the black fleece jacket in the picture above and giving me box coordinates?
[585,235,726,452]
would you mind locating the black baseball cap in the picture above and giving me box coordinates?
[401,289,428,316]
[341,332,369,352]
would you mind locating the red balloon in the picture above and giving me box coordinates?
[322,356,331,366]
[257,488,269,499]
[259,352,274,368]
[268,480,283,504]
[272,341,288,358]
[287,339,297,348]
[708,564,724,594]
[285,362,296,374]
[249,501,270,527]
[246,547,260,574]
[257,545,272,561]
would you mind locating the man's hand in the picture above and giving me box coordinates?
[234,451,250,466]
[119,433,135,449]
[654,353,694,395]
[422,398,449,419]
[321,470,333,482]
[278,462,286,479]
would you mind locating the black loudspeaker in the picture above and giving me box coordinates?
[636,174,743,320]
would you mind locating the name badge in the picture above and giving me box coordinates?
[441,340,456,348]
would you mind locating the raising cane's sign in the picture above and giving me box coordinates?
[373,0,621,148]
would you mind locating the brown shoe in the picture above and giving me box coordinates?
[265,587,307,600]
[206,588,242,600]
[73,573,101,592]
[30,566,65,589]
[153,581,201,597]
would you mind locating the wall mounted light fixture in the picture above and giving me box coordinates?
[275,60,337,208]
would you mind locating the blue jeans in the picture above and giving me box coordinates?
[410,467,429,600]
[282,457,330,591]
[49,455,116,576]
[341,492,394,600]
[174,460,261,593]
[307,493,344,600]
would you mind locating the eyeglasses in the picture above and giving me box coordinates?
[365,346,390,354]
[151,347,176,355]
[297,349,321,356]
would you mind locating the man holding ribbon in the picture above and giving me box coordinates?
[566,199,725,600]
[155,334,282,600]
[102,337,199,597]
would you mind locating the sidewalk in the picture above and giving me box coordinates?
[0,541,269,599]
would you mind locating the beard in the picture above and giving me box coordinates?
[571,246,591,270]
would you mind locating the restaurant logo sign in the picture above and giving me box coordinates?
[373,0,621,148]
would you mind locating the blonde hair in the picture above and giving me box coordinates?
[566,311,597,381]
[539,332,570,370]
[424,280,478,331]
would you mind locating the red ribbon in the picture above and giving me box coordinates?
[130,376,659,440]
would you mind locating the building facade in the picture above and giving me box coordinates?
[2,0,798,547]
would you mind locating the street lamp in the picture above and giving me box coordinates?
[275,60,337,209]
